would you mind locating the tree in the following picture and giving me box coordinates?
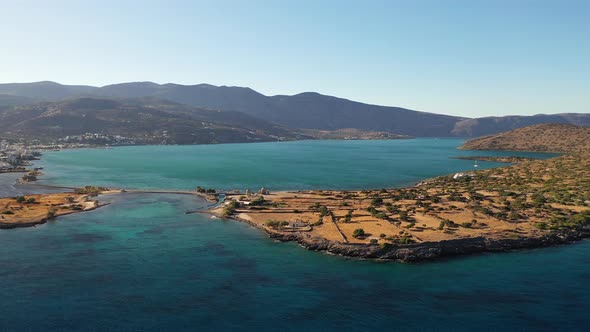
[386,205,399,214]
[399,210,410,221]
[352,228,366,239]
[344,210,353,223]
[371,197,383,206]
[223,201,239,216]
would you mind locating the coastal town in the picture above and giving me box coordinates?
[0,140,42,172]
[0,135,126,173]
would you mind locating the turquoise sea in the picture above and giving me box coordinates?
[1,139,588,331]
[34,138,555,191]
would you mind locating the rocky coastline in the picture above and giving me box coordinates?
[226,213,590,262]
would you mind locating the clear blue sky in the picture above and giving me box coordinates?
[1,0,588,117]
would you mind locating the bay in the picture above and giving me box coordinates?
[34,138,553,191]
[1,139,584,331]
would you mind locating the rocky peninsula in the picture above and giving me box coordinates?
[210,124,590,262]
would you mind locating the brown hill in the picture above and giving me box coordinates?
[459,123,590,153]
[451,114,590,137]
[0,97,307,144]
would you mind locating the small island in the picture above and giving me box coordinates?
[0,190,108,229]
[210,124,590,262]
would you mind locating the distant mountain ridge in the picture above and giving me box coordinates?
[0,81,95,100]
[0,81,589,137]
[92,83,463,136]
[452,114,590,137]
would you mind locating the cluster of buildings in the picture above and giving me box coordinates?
[244,187,271,196]
[0,140,40,169]
[59,133,137,145]
[0,140,89,171]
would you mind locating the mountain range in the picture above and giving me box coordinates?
[1,81,589,139]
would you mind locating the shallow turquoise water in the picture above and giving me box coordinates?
[2,139,585,331]
[35,139,554,190]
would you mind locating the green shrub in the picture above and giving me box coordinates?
[344,210,353,223]
[251,196,266,206]
[371,198,383,206]
[393,236,415,244]
[223,201,239,216]
[352,228,366,238]
[319,206,330,217]
[535,222,548,230]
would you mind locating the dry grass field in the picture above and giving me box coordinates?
[212,124,590,247]
[0,193,102,228]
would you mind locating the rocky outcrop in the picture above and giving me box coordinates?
[264,224,590,262]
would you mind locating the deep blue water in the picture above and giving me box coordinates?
[1,139,586,331]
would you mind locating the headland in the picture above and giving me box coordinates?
[209,124,590,262]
